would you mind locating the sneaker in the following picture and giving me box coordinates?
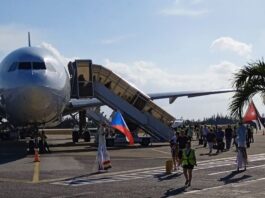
[185,180,189,186]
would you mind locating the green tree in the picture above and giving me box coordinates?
[230,59,265,119]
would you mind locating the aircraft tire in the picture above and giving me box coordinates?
[140,137,150,147]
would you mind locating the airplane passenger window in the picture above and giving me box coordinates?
[18,62,31,70]
[33,62,46,70]
[8,62,17,72]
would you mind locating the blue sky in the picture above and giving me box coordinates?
[1,0,265,119]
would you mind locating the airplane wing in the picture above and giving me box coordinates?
[148,89,235,104]
[63,89,235,114]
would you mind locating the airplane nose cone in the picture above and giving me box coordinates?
[6,86,59,125]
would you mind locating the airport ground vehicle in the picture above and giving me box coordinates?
[106,133,151,147]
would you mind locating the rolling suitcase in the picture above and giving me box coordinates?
[166,160,173,174]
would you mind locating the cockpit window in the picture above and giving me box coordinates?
[7,62,49,72]
[32,62,46,70]
[8,62,17,72]
[18,62,31,70]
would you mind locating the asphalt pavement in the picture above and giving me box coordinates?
[0,133,265,198]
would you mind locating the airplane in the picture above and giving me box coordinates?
[0,34,234,141]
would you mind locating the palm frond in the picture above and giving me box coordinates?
[230,59,265,119]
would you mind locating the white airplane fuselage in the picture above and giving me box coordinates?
[0,47,71,127]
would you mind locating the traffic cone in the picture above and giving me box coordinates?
[34,148,40,162]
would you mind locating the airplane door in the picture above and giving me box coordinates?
[73,60,94,98]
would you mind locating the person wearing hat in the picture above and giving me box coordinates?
[182,141,197,187]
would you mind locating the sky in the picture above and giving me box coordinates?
[0,0,265,120]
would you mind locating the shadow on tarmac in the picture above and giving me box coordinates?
[219,170,252,184]
[161,186,187,198]
[155,172,182,182]
[0,141,27,165]
[49,143,168,154]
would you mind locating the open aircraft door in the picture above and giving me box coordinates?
[68,60,94,98]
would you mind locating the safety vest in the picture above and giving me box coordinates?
[182,149,196,166]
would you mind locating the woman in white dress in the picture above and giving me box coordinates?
[97,122,111,171]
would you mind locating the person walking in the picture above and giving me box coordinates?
[182,141,197,187]
[232,125,238,151]
[236,121,248,171]
[246,125,251,148]
[206,128,216,155]
[225,125,233,150]
[202,125,209,147]
[250,126,255,143]
[216,127,225,154]
[187,125,193,141]
[97,122,111,171]
[177,130,188,167]
[170,132,179,170]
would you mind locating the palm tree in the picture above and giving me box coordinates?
[230,59,265,119]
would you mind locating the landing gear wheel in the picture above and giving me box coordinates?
[140,137,150,147]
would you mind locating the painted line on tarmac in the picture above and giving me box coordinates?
[150,148,171,155]
[197,153,265,165]
[52,153,265,186]
[185,177,265,195]
[32,162,40,183]
[208,164,265,176]
[0,178,31,183]
[37,177,70,183]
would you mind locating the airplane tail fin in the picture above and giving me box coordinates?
[28,32,31,47]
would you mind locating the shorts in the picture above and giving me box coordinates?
[182,164,194,169]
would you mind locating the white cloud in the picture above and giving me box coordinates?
[211,37,252,57]
[104,59,238,92]
[160,0,208,17]
[209,61,240,76]
[104,59,240,119]
[39,42,79,68]
[40,42,68,65]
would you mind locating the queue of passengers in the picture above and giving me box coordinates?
[169,123,255,186]
[172,124,254,154]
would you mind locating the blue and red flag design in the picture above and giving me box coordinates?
[111,111,134,145]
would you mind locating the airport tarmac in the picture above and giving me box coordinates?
[1,133,265,198]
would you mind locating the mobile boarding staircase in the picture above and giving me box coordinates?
[68,60,176,142]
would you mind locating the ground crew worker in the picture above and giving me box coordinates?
[182,141,197,187]
[40,131,51,153]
